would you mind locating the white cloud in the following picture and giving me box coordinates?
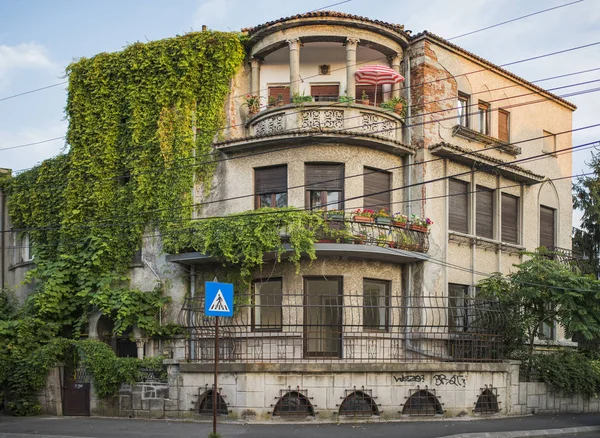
[0,42,57,89]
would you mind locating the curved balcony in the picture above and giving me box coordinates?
[215,103,412,156]
[166,216,429,267]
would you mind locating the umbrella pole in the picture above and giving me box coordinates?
[374,84,377,106]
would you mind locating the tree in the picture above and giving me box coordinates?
[477,250,600,376]
[573,147,600,278]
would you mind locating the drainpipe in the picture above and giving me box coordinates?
[0,184,5,289]
[190,265,196,360]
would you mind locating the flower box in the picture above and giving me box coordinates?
[410,224,428,233]
[326,213,345,221]
[375,217,392,225]
[353,216,375,223]
[393,221,407,228]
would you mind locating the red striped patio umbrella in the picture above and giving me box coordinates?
[354,65,405,105]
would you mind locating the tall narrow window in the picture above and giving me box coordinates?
[449,179,469,234]
[542,130,556,154]
[363,279,390,331]
[255,165,288,209]
[476,186,494,239]
[363,167,391,213]
[253,279,283,331]
[539,206,556,249]
[449,283,469,332]
[311,84,339,102]
[478,101,490,135]
[268,85,290,104]
[457,93,469,127]
[304,277,342,358]
[498,109,510,143]
[501,193,519,244]
[305,163,344,211]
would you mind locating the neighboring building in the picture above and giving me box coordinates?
[7,12,577,418]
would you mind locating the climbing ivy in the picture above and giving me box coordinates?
[1,31,245,414]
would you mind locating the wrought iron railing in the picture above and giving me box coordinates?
[310,217,429,253]
[543,246,592,274]
[179,293,506,364]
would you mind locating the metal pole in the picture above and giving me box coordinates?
[213,315,219,436]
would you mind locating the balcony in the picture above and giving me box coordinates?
[215,102,412,156]
[166,216,430,267]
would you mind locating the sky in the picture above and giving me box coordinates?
[0,0,599,224]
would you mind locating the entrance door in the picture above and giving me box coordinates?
[304,277,342,358]
[63,366,90,416]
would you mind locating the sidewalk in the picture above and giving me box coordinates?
[1,413,599,438]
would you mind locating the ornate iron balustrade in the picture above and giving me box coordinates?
[307,216,429,253]
[178,293,506,364]
[543,246,592,274]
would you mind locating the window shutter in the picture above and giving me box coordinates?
[501,194,519,244]
[476,186,494,239]
[305,163,344,191]
[255,165,287,194]
[268,86,290,104]
[498,109,510,142]
[364,168,391,212]
[449,179,469,234]
[539,206,556,249]
[310,84,339,97]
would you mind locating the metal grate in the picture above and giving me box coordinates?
[474,385,500,414]
[197,385,228,415]
[338,387,379,417]
[272,386,315,417]
[401,386,444,416]
[180,293,506,364]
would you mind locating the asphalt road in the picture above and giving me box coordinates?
[0,414,600,438]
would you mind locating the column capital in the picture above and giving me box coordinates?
[249,56,263,67]
[135,338,148,348]
[286,38,302,50]
[388,53,402,68]
[345,37,360,48]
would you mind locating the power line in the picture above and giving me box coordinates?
[0,81,67,103]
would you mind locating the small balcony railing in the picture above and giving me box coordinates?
[311,216,429,253]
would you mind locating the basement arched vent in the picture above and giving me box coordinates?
[272,390,315,417]
[474,387,499,414]
[402,387,443,416]
[339,389,380,417]
[198,389,228,415]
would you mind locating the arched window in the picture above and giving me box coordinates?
[198,389,228,415]
[402,388,443,416]
[339,390,379,416]
[474,387,499,414]
[272,390,314,417]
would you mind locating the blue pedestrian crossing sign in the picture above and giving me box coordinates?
[205,282,234,317]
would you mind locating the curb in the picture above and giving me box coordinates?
[440,424,600,438]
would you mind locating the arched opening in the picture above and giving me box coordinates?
[402,389,443,416]
[272,390,315,417]
[474,388,499,414]
[198,389,228,415]
[339,390,379,416]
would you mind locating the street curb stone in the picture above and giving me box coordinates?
[440,424,600,438]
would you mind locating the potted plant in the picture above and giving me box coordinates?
[360,90,370,105]
[243,94,261,114]
[409,214,433,233]
[276,93,285,106]
[380,96,406,116]
[291,92,313,105]
[352,208,375,223]
[375,208,392,225]
[339,95,353,104]
[376,234,389,247]
[324,209,345,221]
[268,95,276,108]
[392,212,408,228]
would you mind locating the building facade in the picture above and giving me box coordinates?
[7,12,577,419]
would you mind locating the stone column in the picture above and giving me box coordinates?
[346,38,360,100]
[135,339,147,359]
[390,53,402,99]
[250,57,262,97]
[287,38,301,96]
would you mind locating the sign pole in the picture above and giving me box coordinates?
[213,315,219,436]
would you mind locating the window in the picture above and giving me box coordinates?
[268,85,290,105]
[15,232,33,264]
[304,277,342,357]
[501,193,519,244]
[457,93,469,127]
[255,165,288,208]
[539,205,556,249]
[252,279,283,331]
[449,179,469,234]
[476,186,494,239]
[356,85,383,106]
[498,109,510,143]
[311,84,339,102]
[539,320,555,340]
[449,283,469,332]
[363,167,391,213]
[363,279,390,331]
[305,163,344,211]
[542,130,556,154]
[477,101,490,135]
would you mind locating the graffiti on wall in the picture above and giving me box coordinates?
[433,374,466,387]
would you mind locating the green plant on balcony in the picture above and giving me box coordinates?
[339,95,353,103]
[268,95,276,108]
[352,208,376,223]
[380,96,407,117]
[409,214,434,232]
[392,212,409,227]
[322,209,346,221]
[243,94,261,114]
[374,208,392,225]
[291,92,313,105]
[360,90,370,105]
